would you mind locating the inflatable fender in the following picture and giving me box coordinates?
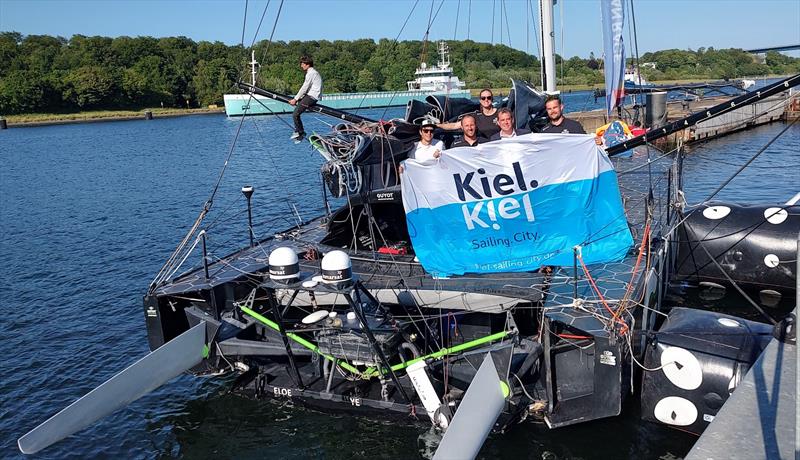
[676,202,799,295]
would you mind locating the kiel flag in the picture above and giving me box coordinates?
[401,134,633,276]
[601,0,626,115]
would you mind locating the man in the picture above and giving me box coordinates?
[451,114,485,148]
[539,94,587,134]
[489,108,531,141]
[438,88,499,139]
[288,55,322,142]
[410,120,444,161]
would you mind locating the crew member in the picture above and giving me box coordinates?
[539,94,587,134]
[410,120,444,161]
[451,114,485,147]
[489,108,531,140]
[288,55,323,141]
[438,88,500,139]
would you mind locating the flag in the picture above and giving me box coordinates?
[401,134,633,276]
[601,0,626,115]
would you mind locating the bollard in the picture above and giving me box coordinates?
[0,118,7,129]
[144,110,153,120]
[645,92,667,128]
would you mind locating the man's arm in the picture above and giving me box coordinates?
[437,121,462,130]
[294,72,313,101]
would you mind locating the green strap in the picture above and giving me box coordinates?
[241,305,510,379]
[240,306,361,374]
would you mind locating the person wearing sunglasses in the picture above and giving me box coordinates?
[437,88,499,140]
[410,120,444,162]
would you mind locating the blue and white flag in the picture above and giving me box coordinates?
[401,134,633,276]
[601,0,626,115]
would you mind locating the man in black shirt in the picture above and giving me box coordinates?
[451,114,486,148]
[539,94,587,134]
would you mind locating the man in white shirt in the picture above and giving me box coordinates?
[489,108,531,141]
[288,55,323,141]
[410,120,444,162]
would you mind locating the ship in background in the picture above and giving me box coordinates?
[223,41,470,116]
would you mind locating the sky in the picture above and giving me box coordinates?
[1,0,799,58]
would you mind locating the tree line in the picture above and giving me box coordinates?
[1,31,798,115]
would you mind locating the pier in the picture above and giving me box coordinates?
[686,234,799,460]
[570,88,797,144]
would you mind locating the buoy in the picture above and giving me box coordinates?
[321,250,353,288]
[268,247,299,284]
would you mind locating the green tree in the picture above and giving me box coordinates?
[63,66,119,108]
[355,68,377,92]
[0,70,45,113]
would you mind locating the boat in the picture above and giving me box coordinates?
[223,41,470,117]
[17,0,800,455]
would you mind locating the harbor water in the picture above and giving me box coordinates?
[1,98,798,459]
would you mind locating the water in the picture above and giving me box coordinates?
[1,102,797,459]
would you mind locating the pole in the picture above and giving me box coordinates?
[242,186,254,247]
[269,289,305,389]
[539,0,556,92]
[349,286,412,404]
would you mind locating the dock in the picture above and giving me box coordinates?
[685,337,797,460]
[686,234,799,460]
[570,88,797,145]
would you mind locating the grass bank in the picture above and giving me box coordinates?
[3,107,224,126]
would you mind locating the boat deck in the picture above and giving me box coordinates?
[543,144,677,336]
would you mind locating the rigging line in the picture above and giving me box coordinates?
[151,110,251,290]
[246,116,309,216]
[698,117,798,206]
[467,0,471,40]
[696,242,778,326]
[377,0,422,120]
[248,0,271,48]
[680,97,791,131]
[240,0,248,46]
[453,0,460,40]
[232,0,272,90]
[559,0,563,84]
[675,206,791,282]
[528,0,540,60]
[503,0,512,47]
[491,0,496,44]
[252,0,284,92]
[628,0,643,92]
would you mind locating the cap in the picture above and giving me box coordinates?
[419,114,440,128]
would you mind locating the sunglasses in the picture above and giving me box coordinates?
[480,96,493,101]
[421,128,435,133]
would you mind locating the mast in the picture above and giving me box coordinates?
[250,51,259,86]
[539,0,557,92]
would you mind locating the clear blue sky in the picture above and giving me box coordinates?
[1,0,798,58]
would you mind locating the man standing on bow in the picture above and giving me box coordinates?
[288,55,322,142]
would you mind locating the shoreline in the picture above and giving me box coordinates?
[3,76,782,128]
[3,107,226,128]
